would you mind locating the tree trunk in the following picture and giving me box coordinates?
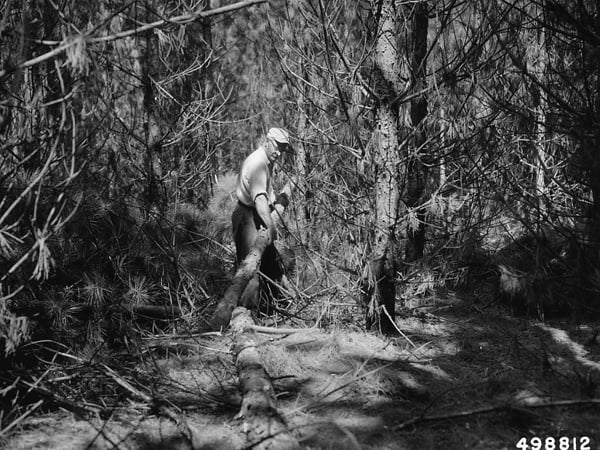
[362,0,403,334]
[186,0,213,203]
[295,61,311,242]
[141,0,164,215]
[525,1,548,226]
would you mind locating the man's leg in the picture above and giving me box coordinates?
[232,203,258,264]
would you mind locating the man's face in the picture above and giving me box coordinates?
[266,140,286,162]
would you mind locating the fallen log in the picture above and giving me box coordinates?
[231,306,299,450]
[120,304,183,320]
[9,300,184,321]
[210,228,270,330]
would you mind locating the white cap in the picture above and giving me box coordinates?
[267,127,290,144]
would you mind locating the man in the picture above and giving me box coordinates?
[232,127,290,308]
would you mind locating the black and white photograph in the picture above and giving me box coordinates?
[1,1,599,448]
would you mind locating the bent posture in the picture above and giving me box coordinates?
[231,127,290,308]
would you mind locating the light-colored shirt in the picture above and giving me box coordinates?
[236,146,274,207]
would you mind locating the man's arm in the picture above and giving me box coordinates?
[254,194,277,243]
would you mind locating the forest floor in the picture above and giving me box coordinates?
[4,289,600,450]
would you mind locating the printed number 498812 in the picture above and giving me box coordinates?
[516,437,591,450]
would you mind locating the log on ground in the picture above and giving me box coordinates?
[230,306,299,450]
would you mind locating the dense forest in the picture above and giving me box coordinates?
[2,0,600,448]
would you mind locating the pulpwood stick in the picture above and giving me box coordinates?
[210,228,270,330]
[209,202,288,331]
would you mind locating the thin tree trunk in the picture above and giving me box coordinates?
[534,13,547,221]
[439,106,447,189]
[141,0,164,214]
[295,61,310,241]
[188,0,213,203]
[362,0,402,334]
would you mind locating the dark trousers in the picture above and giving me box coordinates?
[231,202,283,306]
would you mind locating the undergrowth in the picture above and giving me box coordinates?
[0,173,240,436]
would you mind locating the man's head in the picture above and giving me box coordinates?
[265,127,290,162]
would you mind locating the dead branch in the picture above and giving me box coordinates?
[0,400,44,439]
[16,378,107,418]
[247,324,318,335]
[101,364,152,403]
[99,364,184,426]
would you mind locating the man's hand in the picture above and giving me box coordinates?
[274,192,289,208]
